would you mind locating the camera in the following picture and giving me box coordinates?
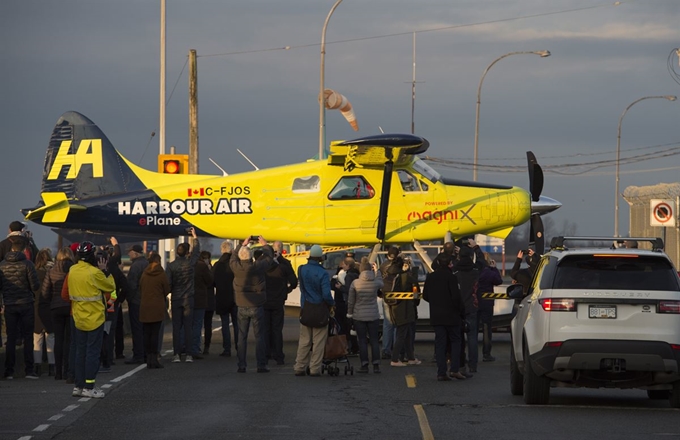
[249,235,259,242]
[185,227,194,234]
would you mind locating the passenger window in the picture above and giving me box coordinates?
[292,176,320,193]
[328,176,375,200]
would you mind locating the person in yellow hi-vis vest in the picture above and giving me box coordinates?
[68,242,115,399]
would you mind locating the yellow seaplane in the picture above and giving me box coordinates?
[23,111,560,250]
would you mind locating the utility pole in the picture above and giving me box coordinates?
[189,49,199,174]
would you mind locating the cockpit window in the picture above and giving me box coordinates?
[292,175,320,193]
[328,176,375,200]
[398,170,421,192]
[412,157,441,183]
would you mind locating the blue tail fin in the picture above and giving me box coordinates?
[41,111,145,200]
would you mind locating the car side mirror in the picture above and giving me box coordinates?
[507,284,524,299]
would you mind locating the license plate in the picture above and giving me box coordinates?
[589,305,616,319]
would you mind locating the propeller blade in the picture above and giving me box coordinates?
[527,151,543,202]
[529,215,545,254]
[376,158,394,241]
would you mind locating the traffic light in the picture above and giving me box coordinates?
[158,154,189,174]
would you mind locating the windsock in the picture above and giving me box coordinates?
[322,89,359,131]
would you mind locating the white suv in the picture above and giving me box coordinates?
[508,236,680,407]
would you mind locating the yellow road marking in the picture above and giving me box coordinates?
[413,404,434,440]
[406,374,417,388]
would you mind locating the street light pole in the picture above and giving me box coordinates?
[614,95,676,237]
[319,0,344,161]
[473,50,550,181]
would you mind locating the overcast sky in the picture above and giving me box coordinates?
[1,0,679,248]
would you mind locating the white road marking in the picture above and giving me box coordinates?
[18,436,32,440]
[110,364,147,383]
[48,414,64,421]
[62,405,78,412]
[101,384,112,389]
[78,397,90,402]
[33,424,50,432]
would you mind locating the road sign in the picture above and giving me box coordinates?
[650,199,675,227]
[475,234,504,254]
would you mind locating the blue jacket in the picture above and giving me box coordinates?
[298,260,334,308]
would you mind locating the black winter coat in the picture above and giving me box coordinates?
[166,239,200,301]
[194,259,213,310]
[212,253,235,315]
[264,256,297,309]
[126,256,149,304]
[423,267,465,327]
[0,251,40,306]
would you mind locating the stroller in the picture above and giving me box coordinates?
[321,317,354,376]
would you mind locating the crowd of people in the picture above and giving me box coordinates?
[1,220,532,390]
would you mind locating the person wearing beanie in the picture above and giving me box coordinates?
[230,235,274,373]
[294,244,335,376]
[68,241,115,398]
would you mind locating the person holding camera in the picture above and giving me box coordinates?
[230,235,274,373]
[0,221,39,263]
[423,253,466,381]
[167,227,200,363]
[68,242,116,398]
[510,249,537,294]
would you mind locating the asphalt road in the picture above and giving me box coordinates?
[1,317,678,440]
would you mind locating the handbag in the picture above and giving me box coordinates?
[299,300,330,328]
[324,318,348,360]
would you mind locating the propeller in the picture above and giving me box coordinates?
[527,152,545,253]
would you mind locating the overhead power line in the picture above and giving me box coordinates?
[198,1,626,59]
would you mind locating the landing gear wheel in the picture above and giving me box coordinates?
[510,347,523,396]
[522,344,550,405]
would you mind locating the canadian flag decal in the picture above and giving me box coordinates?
[187,188,205,197]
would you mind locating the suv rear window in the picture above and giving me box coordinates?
[552,255,680,291]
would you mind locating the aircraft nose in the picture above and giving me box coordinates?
[531,196,561,216]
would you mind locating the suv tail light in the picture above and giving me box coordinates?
[539,298,575,312]
[658,301,680,314]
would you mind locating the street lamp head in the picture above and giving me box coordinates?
[536,50,551,58]
[665,95,677,101]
